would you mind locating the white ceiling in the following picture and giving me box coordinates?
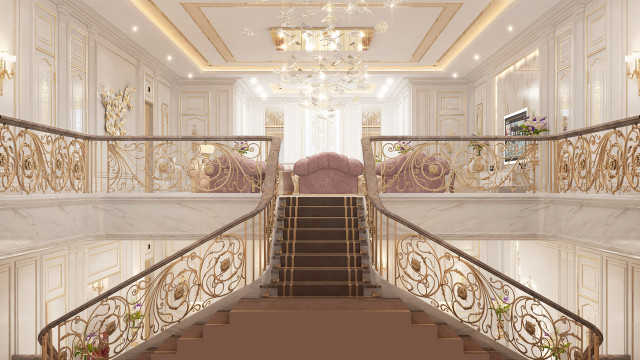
[79,0,565,95]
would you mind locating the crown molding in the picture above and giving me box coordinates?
[175,78,239,86]
[466,0,586,83]
[55,0,181,83]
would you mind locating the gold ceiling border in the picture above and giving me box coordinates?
[130,0,210,68]
[436,0,512,67]
[134,0,511,72]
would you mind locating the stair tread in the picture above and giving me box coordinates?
[233,297,406,311]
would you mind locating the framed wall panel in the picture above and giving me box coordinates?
[44,253,67,323]
[556,68,571,132]
[413,89,429,136]
[0,265,11,360]
[586,4,606,56]
[86,241,120,284]
[69,26,87,71]
[436,92,465,136]
[35,3,57,127]
[577,253,600,326]
[556,27,572,70]
[16,259,38,354]
[587,51,606,126]
[180,91,209,136]
[605,258,626,353]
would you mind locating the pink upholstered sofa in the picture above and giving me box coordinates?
[376,152,454,193]
[190,152,281,193]
[293,152,363,194]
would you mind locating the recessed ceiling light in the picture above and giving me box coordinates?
[319,72,326,80]
[188,73,193,78]
[474,54,480,60]
[250,77,258,84]
[167,55,172,61]
[386,78,393,84]
[256,85,264,93]
[365,73,369,79]
[377,92,384,99]
[508,25,513,32]
[132,26,138,32]
[381,85,389,92]
[260,94,268,100]
[453,73,458,78]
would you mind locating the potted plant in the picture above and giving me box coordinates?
[468,135,489,172]
[489,295,511,339]
[395,141,412,154]
[540,327,571,360]
[233,141,250,156]
[123,302,144,328]
[519,116,549,136]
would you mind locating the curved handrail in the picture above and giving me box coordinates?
[361,136,604,347]
[37,136,282,346]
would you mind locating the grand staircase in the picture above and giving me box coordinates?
[131,197,513,360]
[262,196,378,297]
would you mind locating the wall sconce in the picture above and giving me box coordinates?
[626,51,640,96]
[0,51,16,96]
[91,278,108,295]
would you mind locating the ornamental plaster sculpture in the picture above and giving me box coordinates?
[101,86,135,137]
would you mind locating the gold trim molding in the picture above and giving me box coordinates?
[131,0,512,72]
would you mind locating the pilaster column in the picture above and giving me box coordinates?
[57,4,70,130]
[136,59,145,136]
[572,5,586,131]
[87,25,97,136]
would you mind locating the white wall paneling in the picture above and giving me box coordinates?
[556,27,572,133]
[632,263,640,359]
[15,258,38,355]
[0,264,12,360]
[34,2,57,127]
[180,91,209,136]
[69,25,87,133]
[473,82,486,135]
[586,3,607,127]
[0,0,16,117]
[436,91,466,136]
[604,257,627,354]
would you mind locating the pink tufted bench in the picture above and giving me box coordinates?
[293,152,363,194]
[376,152,454,193]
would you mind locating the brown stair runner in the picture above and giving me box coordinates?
[266,196,375,297]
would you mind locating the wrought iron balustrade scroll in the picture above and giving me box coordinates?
[359,115,640,360]
[0,116,282,360]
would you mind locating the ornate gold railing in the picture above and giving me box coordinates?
[0,115,272,195]
[370,115,640,195]
[363,133,608,360]
[0,112,284,359]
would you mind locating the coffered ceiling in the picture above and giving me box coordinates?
[79,0,564,77]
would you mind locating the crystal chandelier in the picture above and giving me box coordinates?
[244,0,391,119]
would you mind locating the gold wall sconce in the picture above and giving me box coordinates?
[0,51,16,96]
[91,278,108,295]
[626,51,640,96]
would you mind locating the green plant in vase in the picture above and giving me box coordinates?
[469,135,489,156]
[73,332,98,360]
[489,295,511,339]
[123,302,144,328]
[540,326,571,360]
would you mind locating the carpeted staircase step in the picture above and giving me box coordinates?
[280,253,362,267]
[283,196,359,207]
[153,336,179,355]
[134,347,157,360]
[206,310,229,325]
[277,281,366,296]
[282,206,360,218]
[282,217,360,229]
[278,267,364,282]
[282,228,360,240]
[279,240,362,254]
[180,323,204,339]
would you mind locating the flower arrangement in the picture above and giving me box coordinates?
[489,295,511,321]
[233,141,250,155]
[123,303,144,328]
[469,135,489,156]
[540,326,571,360]
[73,332,99,359]
[520,116,549,136]
[395,141,412,154]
